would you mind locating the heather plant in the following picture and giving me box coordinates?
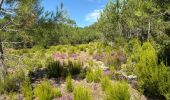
[86,68,102,83]
[68,60,82,76]
[134,42,170,99]
[88,48,94,55]
[47,60,64,78]
[47,59,83,78]
[100,76,112,91]
[78,45,86,51]
[0,70,25,93]
[66,75,74,92]
[9,92,17,100]
[93,68,103,83]
[86,70,94,83]
[73,86,92,100]
[21,77,33,100]
[125,39,142,62]
[34,80,61,100]
[104,81,130,100]
[104,50,126,70]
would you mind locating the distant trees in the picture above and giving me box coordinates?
[29,3,100,48]
[96,0,170,66]
[97,0,170,43]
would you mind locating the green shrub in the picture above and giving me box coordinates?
[47,60,83,78]
[34,81,61,100]
[86,71,94,83]
[88,48,94,55]
[68,60,82,76]
[66,75,74,92]
[104,81,130,100]
[134,42,170,99]
[104,50,126,70]
[47,60,64,78]
[9,92,17,100]
[100,76,112,91]
[136,62,170,99]
[73,86,92,100]
[21,77,33,100]
[0,70,25,93]
[93,68,102,83]
[86,68,102,83]
[125,38,142,62]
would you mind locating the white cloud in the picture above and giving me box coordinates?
[85,9,102,22]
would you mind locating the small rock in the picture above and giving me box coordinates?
[127,75,137,81]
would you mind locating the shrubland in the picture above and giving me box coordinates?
[0,0,170,99]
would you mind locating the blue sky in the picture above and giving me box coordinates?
[42,0,109,27]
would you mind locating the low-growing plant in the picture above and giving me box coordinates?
[88,48,94,55]
[47,59,83,78]
[100,76,112,91]
[86,68,102,83]
[21,77,33,100]
[68,60,82,76]
[9,92,17,100]
[93,68,102,83]
[66,75,74,92]
[73,86,92,100]
[0,70,25,93]
[104,81,130,100]
[34,80,61,100]
[47,60,63,78]
[86,70,94,83]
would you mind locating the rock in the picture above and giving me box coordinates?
[127,75,137,81]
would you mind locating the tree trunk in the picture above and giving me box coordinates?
[0,0,7,81]
[148,20,151,40]
[0,0,4,8]
[0,39,7,80]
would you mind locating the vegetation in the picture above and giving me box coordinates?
[21,77,33,100]
[47,60,83,78]
[73,86,92,100]
[0,0,170,99]
[0,70,25,93]
[66,75,74,92]
[86,68,102,83]
[104,81,130,100]
[34,80,61,100]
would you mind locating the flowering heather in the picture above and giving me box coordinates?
[53,53,68,60]
[93,53,106,61]
[70,53,79,60]
[53,53,61,60]
[103,69,112,76]
[61,54,67,59]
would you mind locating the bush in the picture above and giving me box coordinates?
[21,77,33,100]
[134,42,170,99]
[66,75,74,92]
[86,68,102,83]
[86,71,94,83]
[104,81,130,100]
[0,70,25,93]
[136,62,170,99]
[100,76,112,91]
[47,60,64,78]
[104,50,126,70]
[34,81,61,100]
[125,38,142,62]
[73,86,92,100]
[47,60,83,78]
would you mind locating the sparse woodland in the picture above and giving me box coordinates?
[0,0,170,100]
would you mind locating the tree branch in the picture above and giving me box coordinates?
[0,0,4,9]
